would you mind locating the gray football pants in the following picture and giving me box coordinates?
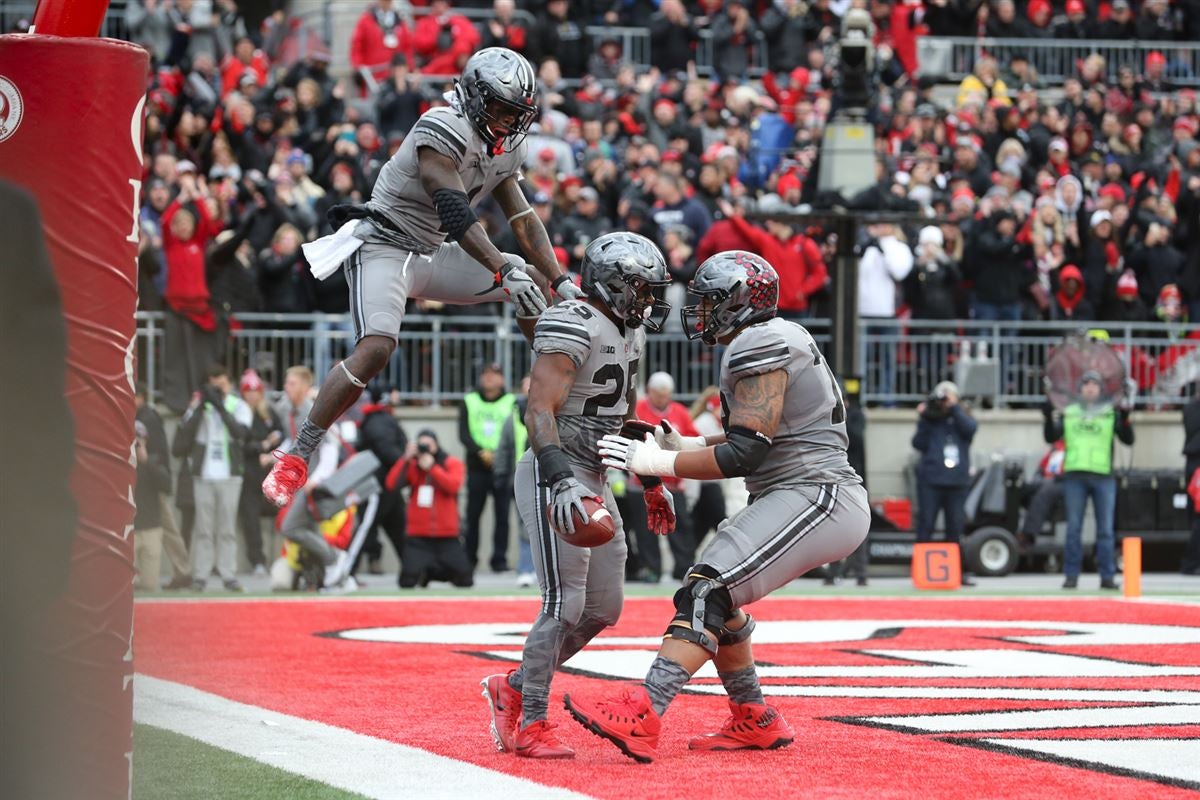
[512,450,627,722]
[699,481,871,608]
[347,241,526,341]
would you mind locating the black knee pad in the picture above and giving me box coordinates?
[665,565,732,656]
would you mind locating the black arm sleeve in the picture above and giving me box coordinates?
[713,426,772,479]
[1115,409,1135,446]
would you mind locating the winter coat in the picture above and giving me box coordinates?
[912,404,977,488]
[386,453,465,537]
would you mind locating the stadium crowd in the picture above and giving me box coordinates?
[103,0,1200,588]
[113,0,1198,356]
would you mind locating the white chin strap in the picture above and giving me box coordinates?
[339,361,367,388]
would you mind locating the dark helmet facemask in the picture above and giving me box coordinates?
[476,91,537,153]
[623,274,673,332]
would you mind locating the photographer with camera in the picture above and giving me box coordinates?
[386,430,472,588]
[173,364,253,591]
[911,381,978,586]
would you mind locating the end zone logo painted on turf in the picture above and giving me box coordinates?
[0,76,23,142]
[330,619,1200,788]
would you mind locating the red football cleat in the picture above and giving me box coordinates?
[688,700,795,751]
[564,685,661,763]
[514,720,575,760]
[480,672,523,753]
[262,453,308,508]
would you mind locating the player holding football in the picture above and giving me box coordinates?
[564,251,871,762]
[263,47,576,508]
[481,232,678,759]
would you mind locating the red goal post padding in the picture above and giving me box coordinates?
[0,33,147,799]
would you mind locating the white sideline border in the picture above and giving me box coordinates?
[134,674,594,800]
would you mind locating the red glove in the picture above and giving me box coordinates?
[644,483,676,536]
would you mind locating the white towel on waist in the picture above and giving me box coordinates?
[302,220,364,281]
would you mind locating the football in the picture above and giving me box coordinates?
[551,496,616,548]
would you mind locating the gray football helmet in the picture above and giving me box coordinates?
[455,47,539,153]
[682,250,779,344]
[580,232,672,331]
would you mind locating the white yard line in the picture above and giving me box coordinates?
[134,674,594,800]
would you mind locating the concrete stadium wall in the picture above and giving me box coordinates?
[396,405,1190,501]
[164,404,1188,577]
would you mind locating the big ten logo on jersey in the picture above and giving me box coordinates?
[601,345,616,354]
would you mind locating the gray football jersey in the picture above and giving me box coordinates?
[532,300,645,474]
[363,105,527,254]
[719,317,861,494]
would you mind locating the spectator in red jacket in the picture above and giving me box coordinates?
[161,176,217,330]
[479,0,529,52]
[350,0,414,84]
[630,372,700,582]
[720,200,828,317]
[412,0,481,76]
[385,429,472,588]
[762,68,809,126]
[693,198,759,265]
[220,36,269,96]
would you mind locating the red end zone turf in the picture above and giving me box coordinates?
[135,597,1200,799]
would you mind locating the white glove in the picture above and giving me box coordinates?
[655,419,706,452]
[552,273,584,302]
[501,264,547,318]
[598,432,678,477]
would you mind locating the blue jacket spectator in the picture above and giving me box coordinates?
[912,387,978,487]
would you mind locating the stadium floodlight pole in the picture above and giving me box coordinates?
[31,0,110,36]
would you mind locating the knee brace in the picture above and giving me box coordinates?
[717,612,756,646]
[664,565,732,656]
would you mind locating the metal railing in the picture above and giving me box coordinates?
[916,35,1200,87]
[584,25,651,71]
[860,318,1199,408]
[136,311,830,405]
[695,28,769,78]
[136,312,1197,408]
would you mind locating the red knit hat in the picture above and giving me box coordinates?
[239,369,265,393]
[1116,270,1139,299]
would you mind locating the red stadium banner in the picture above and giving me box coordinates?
[0,33,147,799]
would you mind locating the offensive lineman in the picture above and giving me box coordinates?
[481,233,678,759]
[263,48,578,507]
[564,251,871,762]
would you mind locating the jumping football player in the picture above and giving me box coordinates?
[263,47,579,507]
[565,251,871,762]
[481,232,678,759]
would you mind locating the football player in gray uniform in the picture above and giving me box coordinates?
[564,250,871,763]
[480,232,678,759]
[263,47,579,508]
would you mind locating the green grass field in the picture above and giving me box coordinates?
[134,724,365,800]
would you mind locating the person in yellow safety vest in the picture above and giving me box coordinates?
[495,374,533,587]
[459,362,517,572]
[1042,370,1134,590]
